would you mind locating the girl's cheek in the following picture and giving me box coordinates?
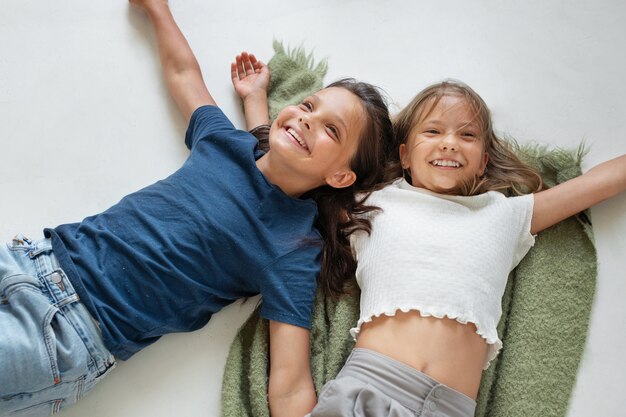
[412,137,435,149]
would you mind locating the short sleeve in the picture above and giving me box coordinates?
[259,244,321,329]
[184,105,236,150]
[508,193,536,269]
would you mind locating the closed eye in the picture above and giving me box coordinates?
[461,131,478,140]
[327,125,340,140]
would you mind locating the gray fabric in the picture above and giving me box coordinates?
[308,349,476,417]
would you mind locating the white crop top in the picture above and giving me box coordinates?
[350,179,535,369]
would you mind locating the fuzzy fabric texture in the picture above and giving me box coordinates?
[267,40,328,121]
[220,44,596,417]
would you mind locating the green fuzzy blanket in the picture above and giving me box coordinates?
[221,42,597,417]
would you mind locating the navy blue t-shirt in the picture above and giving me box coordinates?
[45,105,321,360]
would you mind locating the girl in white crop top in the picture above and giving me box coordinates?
[306,80,625,417]
[245,80,625,416]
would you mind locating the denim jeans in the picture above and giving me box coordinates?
[0,235,115,416]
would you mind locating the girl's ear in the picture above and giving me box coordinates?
[325,170,357,189]
[399,143,410,169]
[478,152,489,176]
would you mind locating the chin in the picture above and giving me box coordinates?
[432,184,462,195]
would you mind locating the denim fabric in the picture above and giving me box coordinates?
[0,236,115,417]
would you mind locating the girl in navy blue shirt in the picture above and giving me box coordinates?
[0,1,393,416]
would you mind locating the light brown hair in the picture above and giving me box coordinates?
[389,80,544,196]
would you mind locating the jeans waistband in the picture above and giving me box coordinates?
[25,236,114,371]
[26,238,80,308]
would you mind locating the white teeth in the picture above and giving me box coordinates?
[287,128,308,150]
[432,159,461,167]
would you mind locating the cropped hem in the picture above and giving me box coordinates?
[350,306,502,369]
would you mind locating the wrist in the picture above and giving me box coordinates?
[143,0,170,19]
[243,93,270,128]
[242,90,268,106]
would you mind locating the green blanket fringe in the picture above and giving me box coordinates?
[267,40,328,121]
[221,43,596,417]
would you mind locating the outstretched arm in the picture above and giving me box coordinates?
[231,52,270,130]
[531,154,626,234]
[130,0,215,122]
[268,321,316,417]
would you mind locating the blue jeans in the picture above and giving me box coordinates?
[0,235,115,416]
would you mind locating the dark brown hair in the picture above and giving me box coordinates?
[252,78,394,298]
[390,80,544,196]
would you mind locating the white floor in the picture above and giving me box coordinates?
[1,1,625,416]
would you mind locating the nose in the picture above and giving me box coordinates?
[298,116,311,130]
[440,133,458,151]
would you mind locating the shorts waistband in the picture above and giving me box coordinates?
[340,348,476,416]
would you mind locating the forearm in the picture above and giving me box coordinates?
[242,91,270,130]
[140,1,215,119]
[144,4,197,76]
[268,321,316,416]
[584,154,626,201]
[531,154,626,233]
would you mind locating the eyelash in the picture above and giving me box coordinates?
[423,130,478,139]
[300,101,340,140]
[462,132,481,141]
[327,125,339,139]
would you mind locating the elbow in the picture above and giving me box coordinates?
[268,369,311,400]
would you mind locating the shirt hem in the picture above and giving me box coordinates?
[350,306,502,369]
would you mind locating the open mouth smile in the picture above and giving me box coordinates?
[430,159,462,168]
[286,127,310,153]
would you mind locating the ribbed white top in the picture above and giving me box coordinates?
[350,179,535,369]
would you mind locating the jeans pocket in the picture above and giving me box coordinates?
[0,278,90,400]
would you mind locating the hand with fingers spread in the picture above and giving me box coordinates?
[231,52,270,101]
[232,51,271,129]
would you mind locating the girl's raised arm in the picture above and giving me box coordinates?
[131,0,215,122]
[531,154,626,234]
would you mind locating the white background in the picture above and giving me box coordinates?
[1,1,624,416]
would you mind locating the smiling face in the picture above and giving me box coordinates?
[263,87,365,195]
[399,94,489,194]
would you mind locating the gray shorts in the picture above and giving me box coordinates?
[308,348,476,417]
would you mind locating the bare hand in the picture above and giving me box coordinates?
[231,52,270,101]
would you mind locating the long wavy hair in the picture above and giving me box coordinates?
[389,80,544,196]
[252,78,394,298]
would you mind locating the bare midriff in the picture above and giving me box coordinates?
[354,310,489,399]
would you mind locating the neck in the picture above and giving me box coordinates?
[255,152,316,198]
